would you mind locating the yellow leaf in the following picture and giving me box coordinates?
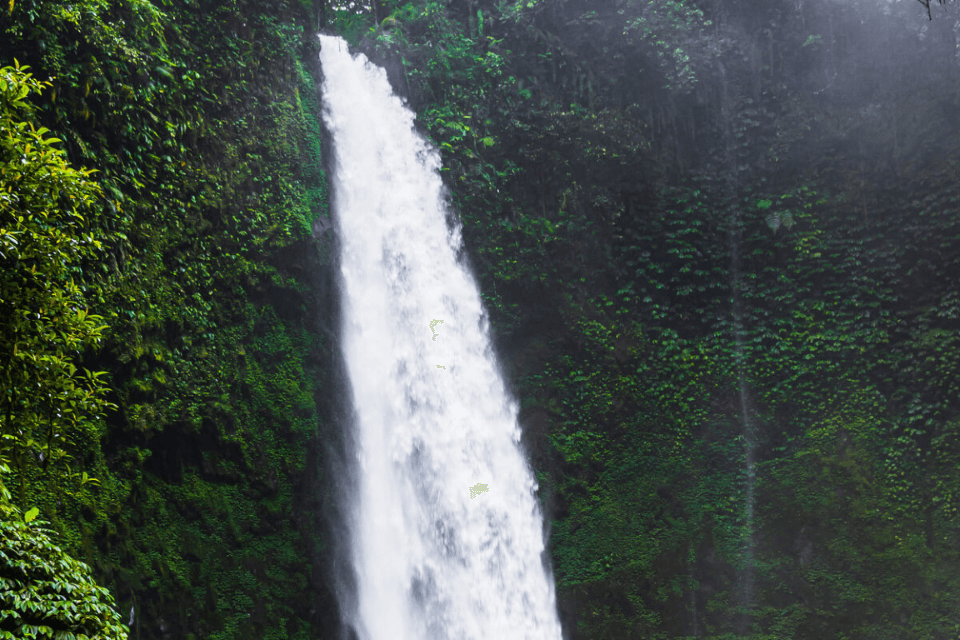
[8,0,13,13]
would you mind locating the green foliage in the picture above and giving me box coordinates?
[0,62,115,504]
[623,0,713,92]
[0,504,127,640]
[367,0,960,638]
[2,0,335,637]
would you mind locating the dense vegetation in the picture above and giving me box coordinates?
[1,0,339,638]
[346,0,960,638]
[3,0,960,638]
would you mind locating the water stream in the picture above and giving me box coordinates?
[719,60,757,634]
[318,35,564,640]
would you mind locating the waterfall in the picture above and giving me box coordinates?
[318,35,564,640]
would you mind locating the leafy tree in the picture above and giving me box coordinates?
[0,480,127,640]
[0,62,114,504]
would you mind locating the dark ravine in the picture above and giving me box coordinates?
[3,0,960,639]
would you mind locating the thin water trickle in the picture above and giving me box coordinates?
[319,35,563,640]
[730,204,757,633]
[719,60,757,635]
[730,207,757,634]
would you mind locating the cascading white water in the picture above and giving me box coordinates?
[318,35,564,640]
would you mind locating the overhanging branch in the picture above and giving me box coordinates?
[917,0,948,20]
